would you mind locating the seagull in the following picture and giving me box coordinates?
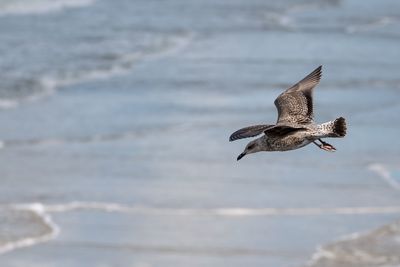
[230,66,347,161]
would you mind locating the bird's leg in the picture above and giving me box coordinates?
[313,141,323,149]
[312,140,336,152]
[316,139,336,152]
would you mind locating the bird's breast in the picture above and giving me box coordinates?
[266,132,312,151]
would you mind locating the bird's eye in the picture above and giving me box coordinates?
[248,144,255,150]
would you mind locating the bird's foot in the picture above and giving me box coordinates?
[313,140,336,152]
[320,143,336,152]
[319,139,336,152]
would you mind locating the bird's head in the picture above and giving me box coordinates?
[237,139,263,161]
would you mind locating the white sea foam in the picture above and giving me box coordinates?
[0,0,96,16]
[306,220,400,267]
[0,98,19,109]
[147,32,194,59]
[0,33,193,111]
[369,163,400,191]
[0,203,59,254]
[44,33,193,88]
[1,128,160,149]
[346,17,399,34]
[49,53,143,88]
[0,76,56,111]
[309,247,337,264]
[29,202,400,217]
[2,201,400,256]
[262,11,293,30]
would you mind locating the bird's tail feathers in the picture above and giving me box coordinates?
[318,117,347,138]
[332,117,346,137]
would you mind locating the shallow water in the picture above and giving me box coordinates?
[0,0,400,266]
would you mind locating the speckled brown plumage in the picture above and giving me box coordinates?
[230,66,347,160]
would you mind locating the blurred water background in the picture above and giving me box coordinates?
[0,0,400,266]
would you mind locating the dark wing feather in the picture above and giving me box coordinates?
[229,124,273,141]
[274,66,322,125]
[264,125,306,137]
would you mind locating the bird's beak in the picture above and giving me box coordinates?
[237,152,246,161]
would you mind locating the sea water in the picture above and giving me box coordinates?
[0,0,400,266]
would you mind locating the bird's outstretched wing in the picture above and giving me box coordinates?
[229,124,273,141]
[274,66,322,126]
[264,125,306,137]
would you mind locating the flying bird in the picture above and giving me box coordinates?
[230,66,347,161]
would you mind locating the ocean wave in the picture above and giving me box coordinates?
[0,99,19,109]
[0,203,59,254]
[6,202,400,217]
[42,202,400,216]
[50,32,193,85]
[0,0,96,16]
[261,11,293,30]
[346,16,400,34]
[58,241,281,257]
[369,163,400,191]
[260,0,341,31]
[1,132,141,149]
[0,32,193,110]
[0,123,180,149]
[0,51,141,110]
[2,201,400,255]
[306,220,400,267]
[0,75,57,110]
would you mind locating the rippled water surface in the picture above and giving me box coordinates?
[0,0,400,266]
